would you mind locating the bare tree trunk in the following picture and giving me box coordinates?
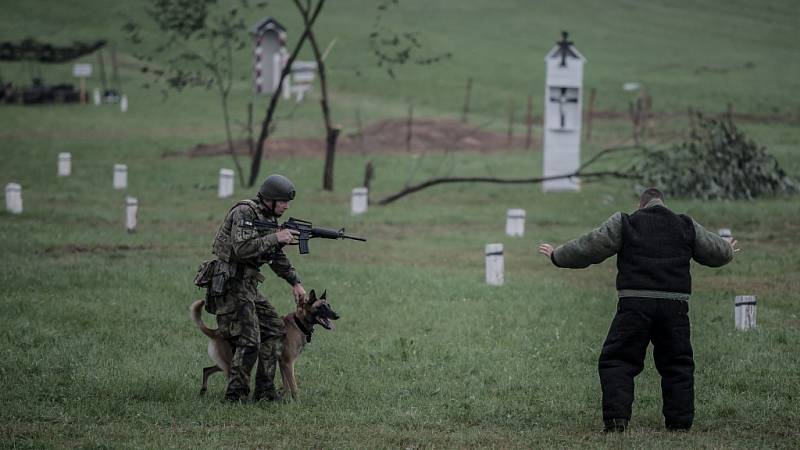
[296,0,339,191]
[249,0,324,187]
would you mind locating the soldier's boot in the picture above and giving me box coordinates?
[253,336,283,403]
[225,345,258,402]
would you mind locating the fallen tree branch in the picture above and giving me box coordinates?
[376,170,641,205]
[376,145,648,205]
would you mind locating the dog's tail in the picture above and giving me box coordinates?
[190,300,219,339]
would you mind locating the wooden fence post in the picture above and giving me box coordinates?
[585,87,596,141]
[507,101,515,147]
[406,101,414,152]
[461,78,473,123]
[525,95,533,150]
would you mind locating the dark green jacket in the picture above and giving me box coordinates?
[551,198,733,300]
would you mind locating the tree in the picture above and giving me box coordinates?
[293,0,338,190]
[247,0,324,187]
[125,0,265,186]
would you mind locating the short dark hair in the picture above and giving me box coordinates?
[639,187,663,207]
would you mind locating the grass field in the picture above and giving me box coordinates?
[1,0,800,448]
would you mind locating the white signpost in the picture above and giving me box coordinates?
[542,31,586,192]
[351,187,368,215]
[485,243,504,286]
[113,164,128,189]
[735,295,757,330]
[72,63,92,105]
[505,209,525,237]
[5,183,22,214]
[218,168,235,198]
[251,17,288,95]
[126,197,138,232]
[58,152,72,177]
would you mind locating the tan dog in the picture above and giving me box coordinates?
[189,289,339,400]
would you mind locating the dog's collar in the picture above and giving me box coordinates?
[294,315,314,343]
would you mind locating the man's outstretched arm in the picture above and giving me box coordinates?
[539,212,624,269]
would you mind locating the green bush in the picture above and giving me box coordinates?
[637,114,797,200]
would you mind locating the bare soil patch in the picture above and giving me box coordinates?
[179,118,536,159]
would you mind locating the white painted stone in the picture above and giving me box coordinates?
[120,94,128,112]
[735,295,756,331]
[58,152,72,177]
[126,196,138,232]
[542,32,586,193]
[351,187,368,215]
[5,183,22,214]
[93,87,102,105]
[485,243,504,286]
[113,164,128,189]
[218,168,235,198]
[505,208,526,237]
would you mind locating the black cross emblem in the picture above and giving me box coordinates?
[553,31,579,67]
[549,87,579,128]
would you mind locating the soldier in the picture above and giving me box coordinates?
[206,174,306,403]
[538,188,737,432]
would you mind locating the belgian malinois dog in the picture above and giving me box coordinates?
[189,289,339,400]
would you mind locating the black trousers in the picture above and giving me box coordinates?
[598,297,694,427]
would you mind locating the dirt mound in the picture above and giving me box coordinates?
[183,118,536,158]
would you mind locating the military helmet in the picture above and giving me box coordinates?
[258,174,296,201]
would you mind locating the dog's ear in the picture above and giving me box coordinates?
[320,289,327,300]
[308,289,317,302]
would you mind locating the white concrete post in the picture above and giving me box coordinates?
[218,168,235,198]
[5,183,22,214]
[126,196,138,232]
[351,187,368,215]
[120,94,128,112]
[113,164,128,189]
[93,87,101,105]
[505,208,526,237]
[485,243,504,286]
[58,152,72,177]
[735,295,757,331]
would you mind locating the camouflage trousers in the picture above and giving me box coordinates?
[216,278,286,401]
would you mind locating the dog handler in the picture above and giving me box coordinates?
[207,174,306,403]
[538,188,737,432]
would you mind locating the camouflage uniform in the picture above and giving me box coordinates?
[208,198,301,402]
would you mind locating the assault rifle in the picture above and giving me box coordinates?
[246,217,366,254]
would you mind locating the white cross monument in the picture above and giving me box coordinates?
[543,31,587,192]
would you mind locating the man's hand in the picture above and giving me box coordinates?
[276,229,299,245]
[729,238,740,255]
[538,243,554,258]
[292,283,307,306]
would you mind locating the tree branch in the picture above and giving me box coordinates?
[375,145,649,205]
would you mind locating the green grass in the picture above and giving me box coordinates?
[2,0,800,448]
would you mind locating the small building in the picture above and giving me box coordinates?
[542,31,587,192]
[251,18,287,95]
